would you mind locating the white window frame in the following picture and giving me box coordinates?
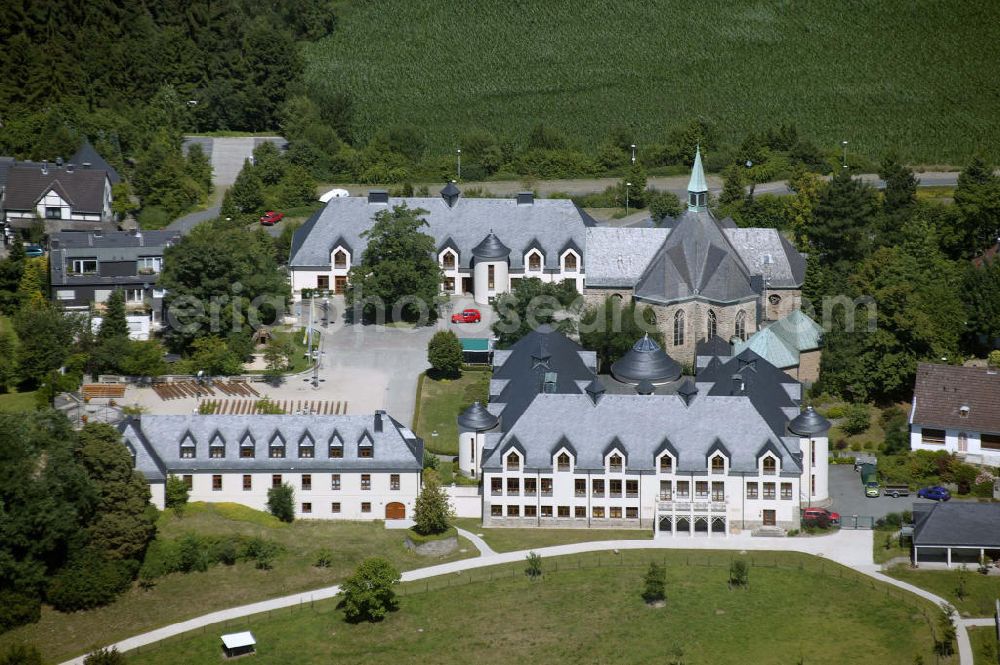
[71,258,98,274]
[560,249,581,274]
[525,248,544,273]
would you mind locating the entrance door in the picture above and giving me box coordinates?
[334,276,348,294]
[461,277,472,294]
[958,432,968,453]
[385,502,405,520]
[763,509,776,526]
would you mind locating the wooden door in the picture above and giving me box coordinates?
[334,276,348,294]
[763,509,776,526]
[385,502,405,520]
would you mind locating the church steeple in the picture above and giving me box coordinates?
[687,145,708,212]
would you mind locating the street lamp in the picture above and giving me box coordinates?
[625,182,632,216]
[841,140,848,169]
[630,144,637,165]
[456,148,462,180]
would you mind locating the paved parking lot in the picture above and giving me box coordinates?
[828,464,935,521]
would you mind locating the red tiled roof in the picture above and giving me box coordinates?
[911,363,1000,433]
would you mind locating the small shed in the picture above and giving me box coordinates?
[461,337,492,365]
[221,631,256,658]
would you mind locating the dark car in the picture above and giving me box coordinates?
[802,507,840,526]
[451,308,481,324]
[24,244,44,257]
[917,486,951,501]
[259,210,285,226]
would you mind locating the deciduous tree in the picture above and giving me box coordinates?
[427,330,463,377]
[340,557,400,622]
[266,483,295,522]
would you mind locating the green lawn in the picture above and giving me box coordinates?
[453,517,652,553]
[969,626,999,665]
[412,370,489,455]
[0,390,37,412]
[304,1,1000,163]
[127,551,939,664]
[872,527,911,564]
[887,566,1000,617]
[0,503,475,663]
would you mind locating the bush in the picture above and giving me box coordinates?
[165,475,189,512]
[340,557,401,622]
[136,206,170,230]
[821,404,845,419]
[412,469,454,536]
[178,534,211,573]
[84,647,127,664]
[267,483,295,522]
[427,331,463,377]
[314,548,334,568]
[642,561,666,603]
[47,549,136,612]
[842,403,871,436]
[0,590,41,632]
[525,551,543,580]
[0,644,43,665]
[729,559,749,588]
[241,536,283,570]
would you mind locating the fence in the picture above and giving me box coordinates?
[839,515,875,530]
[125,550,938,659]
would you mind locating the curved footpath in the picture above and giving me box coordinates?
[61,530,983,665]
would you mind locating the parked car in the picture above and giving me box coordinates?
[24,244,44,257]
[917,486,951,501]
[882,484,910,498]
[802,507,840,526]
[451,308,481,324]
[259,210,284,225]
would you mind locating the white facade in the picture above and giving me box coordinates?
[4,179,113,224]
[910,424,1000,466]
[164,470,420,520]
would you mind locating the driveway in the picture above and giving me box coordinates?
[828,464,936,521]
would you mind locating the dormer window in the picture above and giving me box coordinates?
[333,248,348,269]
[609,453,623,473]
[659,455,673,473]
[269,438,286,459]
[762,456,777,475]
[441,250,457,270]
[359,443,373,458]
[563,251,578,273]
[527,249,543,272]
[240,435,255,458]
[506,451,520,471]
[180,442,195,459]
[330,443,343,458]
[557,452,571,472]
[710,455,725,474]
[299,433,315,458]
[210,441,225,459]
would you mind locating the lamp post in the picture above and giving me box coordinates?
[630,144,636,165]
[456,148,462,180]
[841,140,848,169]
[625,182,632,216]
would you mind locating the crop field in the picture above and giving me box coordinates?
[304,0,1000,164]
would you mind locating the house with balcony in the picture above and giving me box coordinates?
[48,230,179,336]
[459,325,830,535]
[119,411,423,521]
[910,363,1000,466]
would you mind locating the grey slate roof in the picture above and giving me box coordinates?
[0,157,13,191]
[491,325,597,431]
[472,232,511,259]
[457,401,500,431]
[788,406,831,436]
[697,349,802,436]
[610,335,681,384]
[49,230,179,287]
[482,392,802,475]
[634,208,757,305]
[70,141,120,184]
[3,164,109,214]
[724,228,805,288]
[120,413,423,474]
[290,193,593,270]
[913,502,1000,548]
[584,227,669,287]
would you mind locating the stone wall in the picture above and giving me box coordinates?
[648,300,758,367]
[796,349,821,384]
[765,288,801,322]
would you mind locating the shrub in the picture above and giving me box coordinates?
[842,403,871,436]
[84,647,127,664]
[165,475,190,513]
[729,559,749,588]
[178,534,211,573]
[340,557,401,622]
[47,549,136,612]
[0,590,41,632]
[213,539,239,566]
[642,561,666,603]
[241,536,283,570]
[821,404,845,419]
[427,330,463,377]
[267,483,295,522]
[314,548,334,568]
[136,206,170,230]
[0,644,43,665]
[412,469,454,536]
[525,551,543,580]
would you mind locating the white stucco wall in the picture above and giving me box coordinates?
[910,424,1000,464]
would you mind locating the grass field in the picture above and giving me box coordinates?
[304,1,1000,163]
[0,503,475,663]
[0,390,37,412]
[969,626,999,665]
[453,517,651,553]
[887,566,1000,617]
[125,551,939,664]
[412,370,489,455]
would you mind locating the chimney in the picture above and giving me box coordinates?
[66,163,75,173]
[41,160,49,175]
[374,410,384,433]
[516,192,534,205]
[367,190,389,205]
[731,374,745,395]
[56,157,63,168]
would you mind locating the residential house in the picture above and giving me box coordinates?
[1,155,115,233]
[910,363,1000,466]
[120,411,423,521]
[49,230,179,336]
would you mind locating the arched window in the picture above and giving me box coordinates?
[563,252,578,272]
[333,249,348,269]
[762,456,776,475]
[528,250,542,272]
[711,455,725,474]
[673,310,685,346]
[441,251,456,270]
[706,309,717,340]
[735,310,747,341]
[609,454,623,472]
[557,452,570,471]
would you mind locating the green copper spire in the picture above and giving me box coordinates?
[687,145,708,212]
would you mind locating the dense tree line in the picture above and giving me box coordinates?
[0,414,156,632]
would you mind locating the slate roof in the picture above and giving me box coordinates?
[724,228,805,288]
[695,335,733,359]
[472,232,511,259]
[289,192,593,270]
[49,231,179,287]
[70,141,120,184]
[610,335,682,384]
[633,208,757,305]
[0,157,13,190]
[119,413,423,475]
[911,363,1000,434]
[3,164,109,214]
[913,502,1000,548]
[788,406,832,436]
[457,401,500,431]
[481,392,802,475]
[584,227,669,287]
[490,325,597,431]
[697,349,802,436]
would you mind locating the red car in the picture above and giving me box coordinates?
[259,210,284,226]
[802,507,840,526]
[451,308,482,324]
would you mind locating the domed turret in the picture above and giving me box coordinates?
[457,401,498,479]
[471,232,511,260]
[788,406,831,436]
[472,231,510,304]
[458,401,499,431]
[611,334,682,385]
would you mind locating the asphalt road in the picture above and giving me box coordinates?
[828,464,936,521]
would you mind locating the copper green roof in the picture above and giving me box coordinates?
[687,146,708,193]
